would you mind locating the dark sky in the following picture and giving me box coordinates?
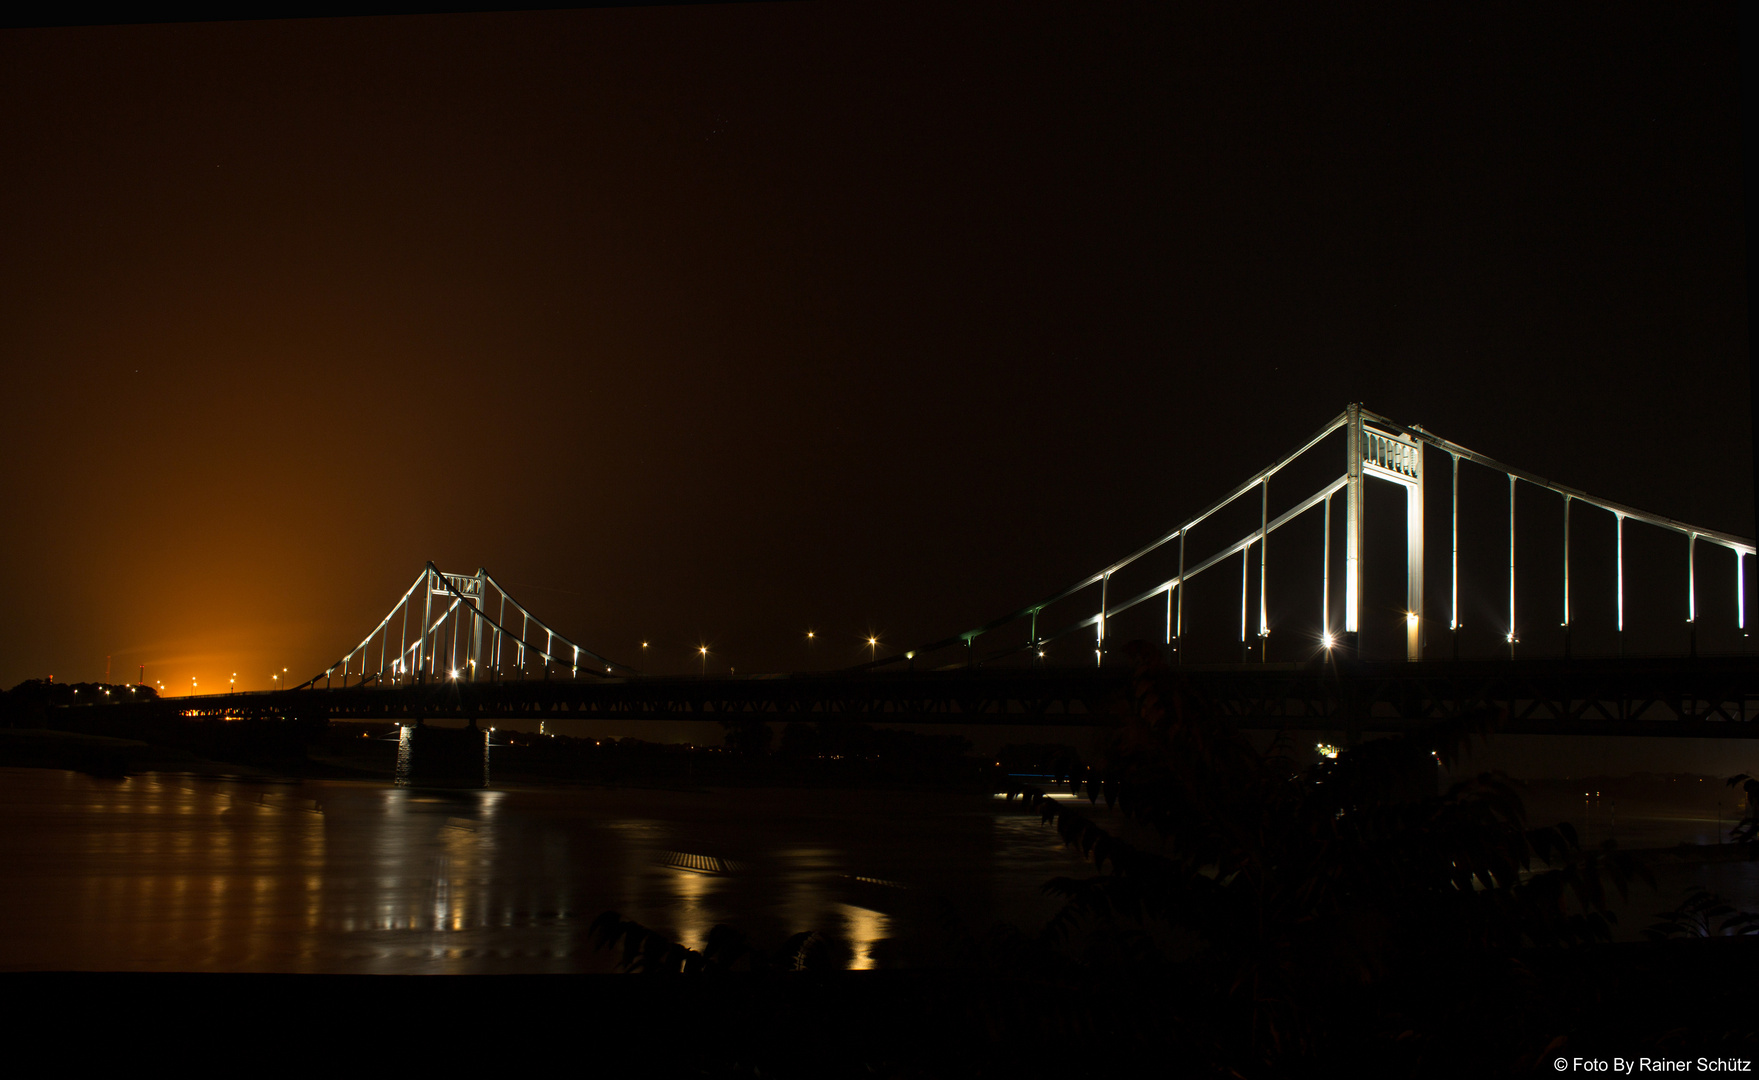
[0,2,1747,691]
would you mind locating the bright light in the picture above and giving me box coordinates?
[1322,633,1335,649]
[449,669,458,678]
[868,637,877,646]
[1316,743,1339,760]
[699,647,707,655]
[1405,612,1418,625]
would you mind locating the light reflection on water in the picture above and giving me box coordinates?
[0,768,1086,973]
[13,768,1751,968]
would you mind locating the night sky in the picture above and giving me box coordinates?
[0,3,1747,692]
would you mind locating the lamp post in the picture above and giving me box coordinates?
[699,646,707,676]
[868,636,878,663]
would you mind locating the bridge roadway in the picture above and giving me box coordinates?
[107,656,1759,738]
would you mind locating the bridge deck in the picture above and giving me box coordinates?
[74,657,1759,738]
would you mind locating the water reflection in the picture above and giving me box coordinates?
[839,903,889,970]
[2,768,1096,972]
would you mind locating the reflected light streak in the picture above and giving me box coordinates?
[838,903,889,970]
[667,864,716,953]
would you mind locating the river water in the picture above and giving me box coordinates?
[0,768,1100,973]
[4,767,1756,973]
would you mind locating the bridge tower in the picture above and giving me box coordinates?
[411,567,490,682]
[1345,404,1425,660]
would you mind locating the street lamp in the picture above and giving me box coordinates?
[699,645,708,676]
[868,636,878,663]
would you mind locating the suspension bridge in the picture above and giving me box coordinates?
[86,405,1759,738]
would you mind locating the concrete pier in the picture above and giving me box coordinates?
[395,721,489,787]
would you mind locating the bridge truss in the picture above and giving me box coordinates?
[167,660,1759,738]
[873,403,1756,670]
[297,563,634,690]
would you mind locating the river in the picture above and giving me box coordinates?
[0,767,1099,973]
[3,766,1755,973]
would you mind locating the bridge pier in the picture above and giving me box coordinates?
[394,719,489,788]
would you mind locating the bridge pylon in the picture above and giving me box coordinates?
[298,563,634,691]
[864,404,1753,670]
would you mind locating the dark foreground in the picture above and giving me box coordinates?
[16,942,1759,1077]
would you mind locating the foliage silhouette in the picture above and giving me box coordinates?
[590,911,837,973]
[984,640,1654,1069]
[1645,884,1759,940]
